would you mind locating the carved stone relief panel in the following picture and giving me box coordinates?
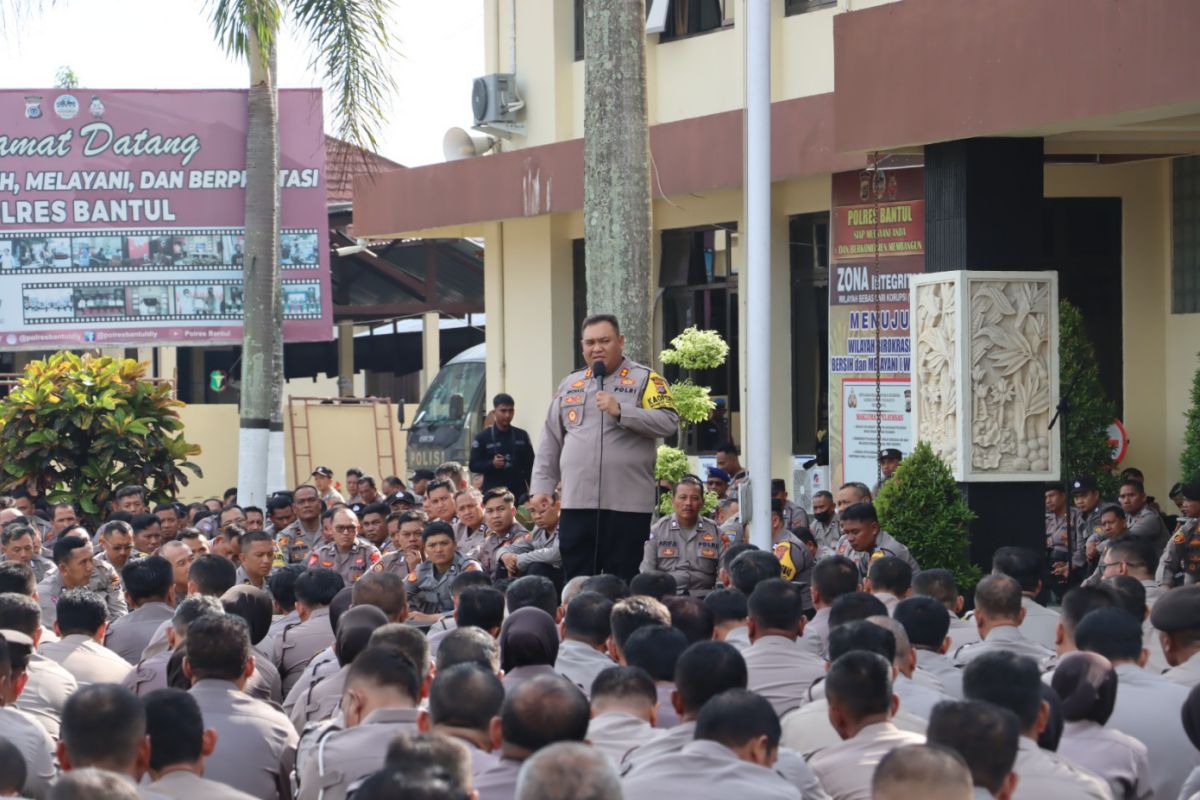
[914,280,958,468]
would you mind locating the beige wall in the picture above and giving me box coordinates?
[176,400,408,503]
[1045,159,1194,501]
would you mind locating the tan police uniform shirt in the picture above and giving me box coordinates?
[104,600,175,664]
[1010,736,1112,800]
[742,634,827,717]
[622,739,800,800]
[809,720,926,800]
[15,652,76,739]
[531,357,680,513]
[274,607,335,697]
[476,521,529,577]
[0,705,56,798]
[305,539,382,585]
[554,638,614,698]
[370,549,418,580]
[276,519,324,566]
[639,515,724,596]
[147,769,258,800]
[1057,720,1151,800]
[35,559,128,627]
[190,678,298,800]
[455,521,488,561]
[295,707,419,800]
[39,633,133,686]
[404,553,482,615]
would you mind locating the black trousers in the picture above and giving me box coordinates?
[559,509,651,584]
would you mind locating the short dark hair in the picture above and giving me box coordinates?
[122,556,173,603]
[962,651,1044,730]
[827,619,897,663]
[868,556,913,595]
[335,605,390,666]
[267,564,305,612]
[1120,479,1146,495]
[826,650,893,721]
[926,700,1020,795]
[840,502,878,523]
[239,530,274,550]
[368,624,431,679]
[1105,575,1147,619]
[729,550,781,595]
[716,442,740,456]
[0,737,25,795]
[893,596,951,650]
[51,534,90,567]
[429,663,505,731]
[581,574,630,603]
[563,592,613,646]
[171,595,223,637]
[55,589,107,636]
[493,393,515,408]
[354,772,464,800]
[0,524,35,548]
[115,485,145,502]
[695,689,782,752]
[220,585,274,646]
[813,556,860,603]
[1060,585,1119,636]
[703,588,748,626]
[143,688,205,771]
[352,572,409,620]
[506,575,557,617]
[294,568,345,607]
[422,519,456,543]
[663,595,714,644]
[623,624,688,682]
[0,592,40,635]
[184,615,250,681]
[610,596,670,652]
[720,542,757,571]
[590,666,657,705]
[912,568,959,609]
[384,732,472,795]
[674,640,748,714]
[500,675,590,751]
[828,591,888,628]
[1074,608,1145,662]
[346,646,422,702]
[130,513,159,534]
[0,562,36,596]
[457,587,506,630]
[991,547,1042,593]
[61,684,146,770]
[188,554,237,597]
[425,480,455,499]
[449,570,492,596]
[973,574,1022,620]
[482,487,515,507]
[748,579,804,631]
[361,502,390,520]
[436,627,500,673]
[581,313,620,335]
[629,571,677,601]
[1104,539,1154,573]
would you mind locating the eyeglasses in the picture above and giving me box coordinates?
[333,524,358,534]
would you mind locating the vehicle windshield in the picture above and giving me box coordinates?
[412,361,485,426]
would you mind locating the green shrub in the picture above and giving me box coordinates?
[1058,300,1119,497]
[0,353,201,517]
[876,441,981,593]
[1182,353,1200,484]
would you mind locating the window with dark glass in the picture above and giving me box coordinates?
[1174,156,1200,314]
[790,212,831,457]
[784,0,837,16]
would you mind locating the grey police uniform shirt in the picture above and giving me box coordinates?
[305,538,382,585]
[504,525,562,572]
[809,516,840,550]
[104,600,175,664]
[476,521,529,576]
[0,705,56,798]
[147,769,258,800]
[1158,517,1200,586]
[123,648,171,696]
[295,707,419,800]
[274,607,335,697]
[809,721,926,800]
[1106,662,1200,800]
[1010,736,1112,800]
[190,678,298,800]
[1127,504,1169,552]
[830,530,919,577]
[743,634,827,718]
[1056,719,1152,800]
[36,558,128,627]
[554,638,615,697]
[475,757,523,800]
[404,552,482,615]
[622,739,801,800]
[282,646,339,718]
[276,519,325,565]
[781,500,810,532]
[587,711,657,766]
[639,514,725,596]
[953,624,1055,668]
[39,633,133,686]
[15,652,77,739]
[531,357,680,513]
[1076,505,1105,570]
[289,664,347,733]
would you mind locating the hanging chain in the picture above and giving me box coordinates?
[872,152,884,486]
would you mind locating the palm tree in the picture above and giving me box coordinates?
[207,0,395,505]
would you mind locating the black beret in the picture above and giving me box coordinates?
[1150,586,1200,633]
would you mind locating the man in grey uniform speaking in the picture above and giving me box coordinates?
[530,314,679,582]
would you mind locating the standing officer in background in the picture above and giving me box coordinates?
[531,314,679,582]
[874,448,903,496]
[469,393,536,497]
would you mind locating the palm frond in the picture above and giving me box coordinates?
[286,0,397,156]
[205,0,282,68]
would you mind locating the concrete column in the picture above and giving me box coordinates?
[337,321,355,397]
[421,312,441,395]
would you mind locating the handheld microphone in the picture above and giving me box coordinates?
[592,360,607,388]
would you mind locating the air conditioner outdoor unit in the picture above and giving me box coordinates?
[472,73,522,125]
